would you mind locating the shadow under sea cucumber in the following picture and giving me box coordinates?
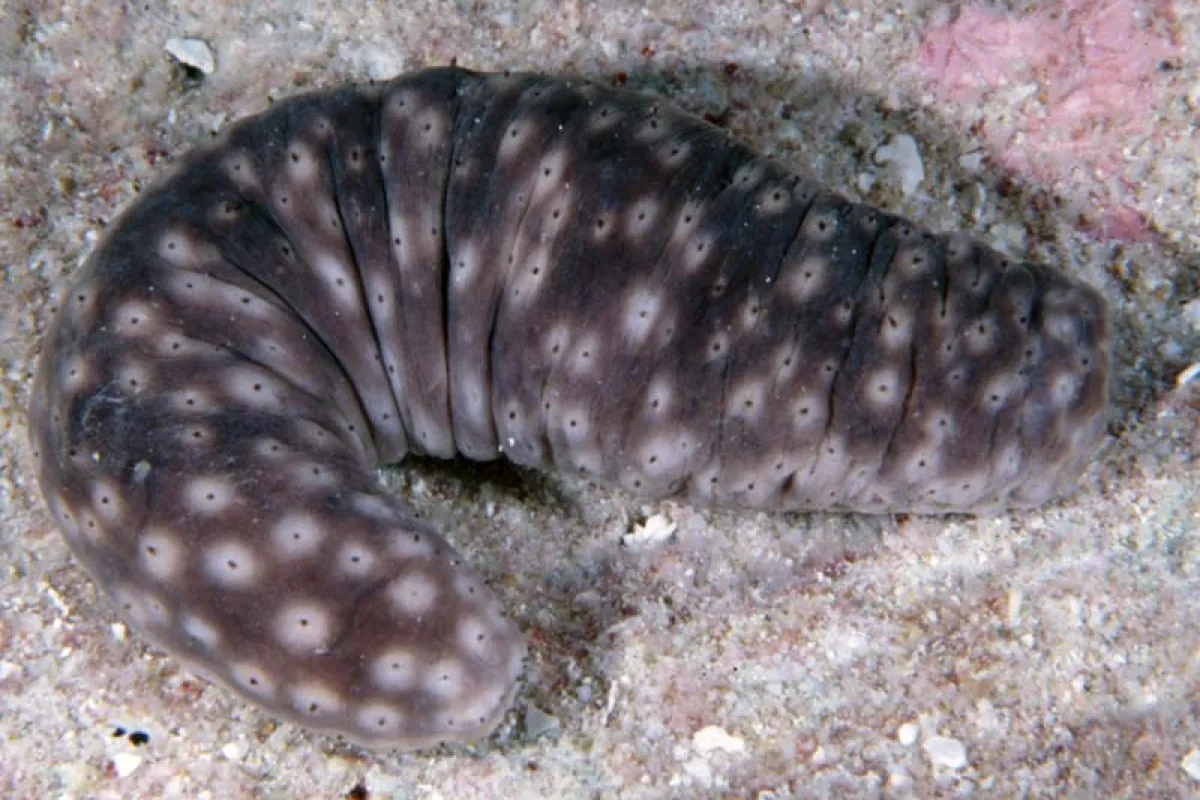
[26,66,1109,750]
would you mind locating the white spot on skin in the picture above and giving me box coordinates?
[275,601,334,654]
[757,182,792,214]
[622,286,662,347]
[866,368,903,410]
[728,379,766,421]
[315,198,341,233]
[880,309,913,350]
[60,355,91,394]
[388,530,435,560]
[384,89,417,122]
[923,408,957,443]
[644,374,673,416]
[76,508,104,544]
[457,372,490,429]
[224,152,260,190]
[372,647,419,692]
[110,299,159,337]
[457,616,495,661]
[739,295,765,333]
[791,392,827,431]
[457,685,512,733]
[368,275,395,320]
[683,233,714,273]
[115,360,153,395]
[634,113,671,143]
[424,657,468,701]
[112,586,171,630]
[181,614,221,650]
[138,528,185,582]
[532,148,569,205]
[669,201,704,244]
[293,419,337,452]
[230,662,278,698]
[452,573,486,603]
[588,104,622,133]
[290,461,339,491]
[158,335,213,360]
[658,138,691,168]
[732,161,765,190]
[591,212,615,242]
[706,331,731,362]
[169,387,217,418]
[63,284,101,328]
[157,230,200,267]
[141,595,173,628]
[271,512,326,559]
[215,281,278,323]
[559,403,592,445]
[222,367,286,411]
[351,493,392,519]
[416,108,448,145]
[831,299,855,328]
[982,373,1024,412]
[285,141,319,185]
[1044,312,1081,344]
[965,315,998,355]
[903,448,941,483]
[784,254,828,302]
[357,703,405,736]
[895,245,932,277]
[389,571,439,617]
[637,431,695,479]
[507,245,551,305]
[1049,371,1081,408]
[185,476,237,515]
[290,681,344,718]
[90,479,125,525]
[625,197,661,238]
[567,333,601,376]
[337,540,378,578]
[390,211,415,268]
[313,252,359,310]
[542,323,571,362]
[802,210,838,242]
[499,119,537,163]
[771,343,800,383]
[203,540,260,589]
[253,437,288,459]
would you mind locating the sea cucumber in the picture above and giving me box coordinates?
[26,67,1110,750]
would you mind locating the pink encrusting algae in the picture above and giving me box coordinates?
[919,1,1180,242]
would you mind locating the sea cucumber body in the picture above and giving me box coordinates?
[27,67,1109,749]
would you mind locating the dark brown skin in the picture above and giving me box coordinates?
[27,67,1109,749]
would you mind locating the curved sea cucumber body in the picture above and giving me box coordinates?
[27,67,1109,749]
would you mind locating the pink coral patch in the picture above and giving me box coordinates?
[919,1,1179,243]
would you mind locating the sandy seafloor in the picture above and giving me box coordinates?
[1,1,1198,797]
